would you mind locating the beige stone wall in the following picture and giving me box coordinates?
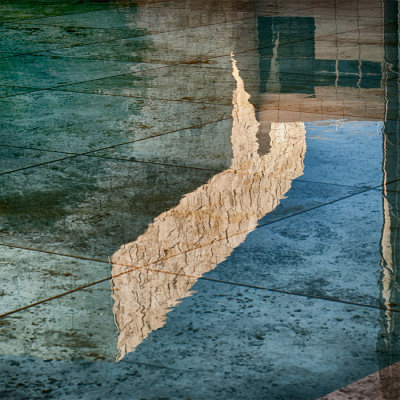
[259,87,386,122]
[111,56,306,361]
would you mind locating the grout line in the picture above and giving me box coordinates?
[0,244,106,264]
[0,144,72,155]
[0,244,398,319]
[0,0,169,26]
[0,3,398,319]
[14,11,254,30]
[0,84,40,89]
[178,62,391,79]
[0,63,172,99]
[82,153,219,172]
[256,185,373,229]
[0,143,220,172]
[1,177,399,319]
[0,77,395,143]
[194,19,400,66]
[44,87,394,123]
[1,14,392,70]
[124,2,324,13]
[0,4,129,26]
[294,178,373,190]
[0,15,257,61]
[1,0,333,36]
[46,87,231,106]
[0,153,84,176]
[200,277,392,312]
[1,68,395,121]
[0,84,396,135]
[0,90,393,180]
[0,17,397,102]
[0,115,232,177]
[0,144,381,190]
[372,187,398,193]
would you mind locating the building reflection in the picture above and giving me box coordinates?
[377,0,400,397]
[111,0,400,369]
[2,0,400,379]
[111,55,306,361]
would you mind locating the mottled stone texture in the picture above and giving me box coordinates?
[1,0,400,399]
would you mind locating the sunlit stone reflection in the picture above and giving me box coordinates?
[111,54,306,361]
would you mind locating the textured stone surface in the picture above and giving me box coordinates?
[2,0,400,399]
[0,281,394,400]
[0,92,230,152]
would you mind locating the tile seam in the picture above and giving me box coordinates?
[0,179,396,318]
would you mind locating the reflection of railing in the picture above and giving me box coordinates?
[110,54,307,361]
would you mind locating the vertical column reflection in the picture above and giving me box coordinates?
[378,0,400,396]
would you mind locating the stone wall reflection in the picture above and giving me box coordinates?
[111,55,306,361]
[377,1,400,398]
